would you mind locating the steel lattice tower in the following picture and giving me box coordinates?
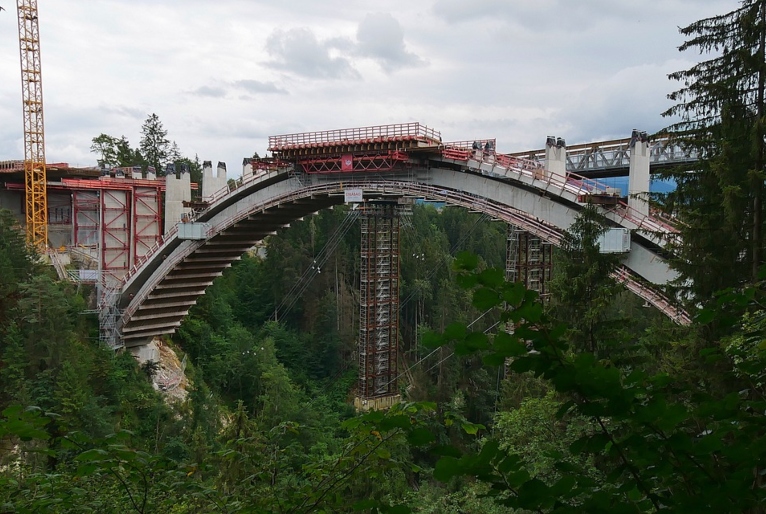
[356,202,401,410]
[507,228,553,296]
[17,0,48,247]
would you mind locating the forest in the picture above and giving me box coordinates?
[3,1,766,512]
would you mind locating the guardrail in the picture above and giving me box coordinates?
[449,151,679,240]
[269,122,441,150]
[612,267,690,325]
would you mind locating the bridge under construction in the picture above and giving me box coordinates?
[0,123,692,410]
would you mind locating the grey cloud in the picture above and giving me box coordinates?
[233,80,288,95]
[356,13,425,72]
[557,62,680,144]
[191,86,227,98]
[96,105,146,120]
[431,0,722,29]
[264,27,358,79]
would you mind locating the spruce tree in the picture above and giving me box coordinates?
[662,0,766,298]
[139,113,171,176]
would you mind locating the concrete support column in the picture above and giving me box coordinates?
[164,167,192,234]
[242,158,253,177]
[628,130,650,217]
[544,136,567,178]
[202,161,228,201]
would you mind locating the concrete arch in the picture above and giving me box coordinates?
[117,157,687,347]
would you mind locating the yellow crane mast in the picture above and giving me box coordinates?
[16,0,47,247]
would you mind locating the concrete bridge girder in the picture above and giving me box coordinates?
[118,161,680,347]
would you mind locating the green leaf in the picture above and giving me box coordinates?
[464,331,489,351]
[516,301,543,322]
[454,251,479,271]
[461,422,485,435]
[493,331,527,357]
[443,322,467,342]
[429,445,462,458]
[695,308,715,324]
[456,273,478,289]
[407,428,435,446]
[433,456,463,481]
[379,414,411,431]
[482,353,506,366]
[478,268,505,287]
[502,282,526,307]
[473,287,500,310]
[421,330,444,348]
[353,499,378,510]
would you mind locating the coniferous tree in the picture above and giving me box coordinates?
[139,113,171,176]
[548,206,625,357]
[662,0,766,298]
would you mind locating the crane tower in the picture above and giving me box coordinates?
[16,0,48,247]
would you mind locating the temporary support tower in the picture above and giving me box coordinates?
[509,230,553,296]
[356,202,402,410]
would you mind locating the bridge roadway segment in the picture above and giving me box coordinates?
[116,154,688,348]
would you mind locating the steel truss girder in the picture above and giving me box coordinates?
[300,152,409,174]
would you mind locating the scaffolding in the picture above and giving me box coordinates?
[356,202,402,409]
[505,225,521,282]
[510,230,553,296]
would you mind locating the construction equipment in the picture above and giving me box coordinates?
[16,0,48,247]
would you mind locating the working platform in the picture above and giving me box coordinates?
[268,122,442,159]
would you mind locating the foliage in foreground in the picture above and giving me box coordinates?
[3,251,766,512]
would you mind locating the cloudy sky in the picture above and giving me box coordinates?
[0,0,736,177]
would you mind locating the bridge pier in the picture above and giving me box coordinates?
[202,161,228,201]
[164,164,192,234]
[544,136,567,178]
[628,130,650,217]
[354,201,403,411]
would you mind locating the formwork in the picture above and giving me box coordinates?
[355,202,402,410]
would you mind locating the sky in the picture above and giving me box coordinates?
[0,0,737,179]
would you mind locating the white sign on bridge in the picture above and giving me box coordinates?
[344,188,364,203]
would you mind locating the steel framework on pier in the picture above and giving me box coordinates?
[507,227,553,296]
[358,202,402,401]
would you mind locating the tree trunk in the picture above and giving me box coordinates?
[754,0,766,280]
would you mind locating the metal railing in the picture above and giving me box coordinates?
[455,152,679,238]
[612,267,690,325]
[269,122,441,150]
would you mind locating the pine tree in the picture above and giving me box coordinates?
[139,113,171,176]
[662,0,766,298]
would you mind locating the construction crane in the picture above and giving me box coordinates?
[16,0,47,248]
